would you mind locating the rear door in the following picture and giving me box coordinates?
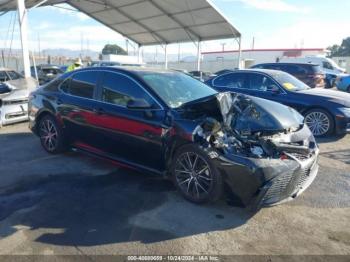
[211,72,252,95]
[92,71,166,171]
[58,70,102,144]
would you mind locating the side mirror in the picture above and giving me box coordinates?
[127,98,152,110]
[269,85,280,94]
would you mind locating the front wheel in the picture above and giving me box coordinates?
[171,144,223,204]
[304,109,334,137]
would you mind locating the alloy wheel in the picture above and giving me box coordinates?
[39,119,58,152]
[305,111,330,136]
[174,152,213,200]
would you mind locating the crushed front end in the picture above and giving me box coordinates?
[187,92,319,208]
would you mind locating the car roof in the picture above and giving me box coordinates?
[80,66,180,74]
[219,68,283,75]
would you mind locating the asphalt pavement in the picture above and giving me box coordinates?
[0,123,349,256]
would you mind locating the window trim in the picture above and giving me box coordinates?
[58,70,99,101]
[98,70,164,110]
[58,69,164,110]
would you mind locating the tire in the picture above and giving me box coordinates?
[304,108,334,137]
[170,144,223,204]
[38,114,67,154]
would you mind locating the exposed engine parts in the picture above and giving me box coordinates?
[192,92,316,159]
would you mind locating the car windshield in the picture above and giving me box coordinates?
[138,71,218,108]
[271,71,311,91]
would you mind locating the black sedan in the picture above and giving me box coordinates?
[29,67,319,207]
[206,69,350,137]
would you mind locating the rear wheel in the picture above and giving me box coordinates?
[304,109,334,137]
[171,144,223,204]
[38,115,67,154]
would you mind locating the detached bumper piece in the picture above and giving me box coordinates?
[258,153,319,207]
[0,99,28,126]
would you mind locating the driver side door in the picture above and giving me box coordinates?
[91,71,167,172]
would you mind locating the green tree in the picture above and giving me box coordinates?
[328,37,350,57]
[327,44,340,57]
[102,44,127,55]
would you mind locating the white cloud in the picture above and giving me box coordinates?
[223,0,310,13]
[249,19,350,49]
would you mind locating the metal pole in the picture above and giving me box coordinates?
[164,44,168,69]
[31,52,38,83]
[17,0,31,78]
[237,36,242,69]
[197,41,201,71]
[137,44,142,63]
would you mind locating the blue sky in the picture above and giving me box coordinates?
[1,0,349,55]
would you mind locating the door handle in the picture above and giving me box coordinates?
[93,108,105,115]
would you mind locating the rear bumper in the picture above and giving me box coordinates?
[0,103,28,127]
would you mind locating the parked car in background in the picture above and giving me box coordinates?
[281,56,346,87]
[189,71,215,82]
[206,69,350,137]
[29,67,319,207]
[90,60,144,67]
[251,63,325,88]
[31,65,63,85]
[335,74,350,92]
[0,68,37,127]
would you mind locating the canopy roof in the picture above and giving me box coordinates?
[0,0,241,46]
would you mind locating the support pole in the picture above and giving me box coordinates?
[237,36,242,69]
[137,44,142,63]
[197,41,201,71]
[17,0,30,78]
[164,44,168,69]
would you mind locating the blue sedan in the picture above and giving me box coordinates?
[206,69,350,137]
[335,74,350,92]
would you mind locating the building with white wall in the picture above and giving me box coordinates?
[202,48,328,68]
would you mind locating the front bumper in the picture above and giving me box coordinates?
[0,101,28,127]
[254,150,319,207]
[212,146,319,208]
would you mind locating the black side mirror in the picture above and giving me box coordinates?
[127,98,152,110]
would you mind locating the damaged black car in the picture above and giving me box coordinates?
[29,67,319,208]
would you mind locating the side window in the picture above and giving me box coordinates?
[323,61,333,70]
[249,74,276,92]
[44,78,62,92]
[285,65,307,75]
[7,71,23,80]
[62,71,99,99]
[101,72,153,107]
[0,71,10,82]
[213,73,247,89]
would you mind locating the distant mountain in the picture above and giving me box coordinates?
[41,49,99,59]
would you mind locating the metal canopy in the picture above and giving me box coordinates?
[0,0,241,46]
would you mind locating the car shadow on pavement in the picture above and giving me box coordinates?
[0,167,254,246]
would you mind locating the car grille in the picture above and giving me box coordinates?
[262,157,316,205]
[2,99,28,106]
[262,172,294,205]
